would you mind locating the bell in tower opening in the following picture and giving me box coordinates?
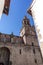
[22,16,31,27]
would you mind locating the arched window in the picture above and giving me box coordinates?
[32,42,35,54]
[0,47,10,65]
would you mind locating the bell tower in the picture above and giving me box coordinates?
[22,16,30,27]
[20,16,31,44]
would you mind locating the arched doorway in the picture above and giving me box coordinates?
[0,47,10,65]
[0,63,4,65]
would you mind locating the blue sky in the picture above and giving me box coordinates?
[0,0,34,36]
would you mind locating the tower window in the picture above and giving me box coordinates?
[20,49,21,54]
[35,59,37,63]
[26,21,28,24]
[32,42,34,46]
[38,48,40,52]
[33,48,35,54]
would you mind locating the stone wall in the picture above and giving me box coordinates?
[0,42,43,65]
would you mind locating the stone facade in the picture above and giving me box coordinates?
[0,16,43,65]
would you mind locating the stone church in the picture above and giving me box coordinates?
[0,16,43,65]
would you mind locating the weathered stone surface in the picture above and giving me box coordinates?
[0,16,43,65]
